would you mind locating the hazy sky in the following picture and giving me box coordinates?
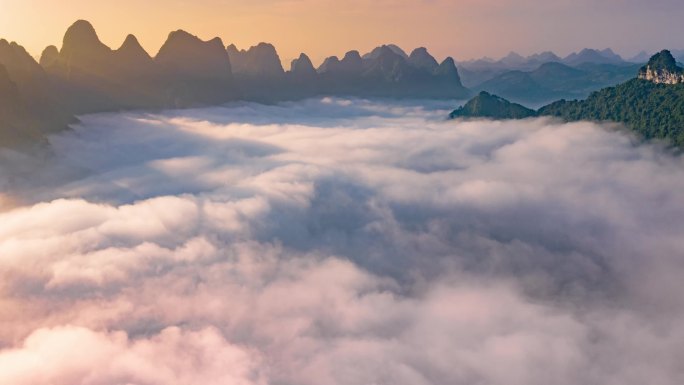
[0,0,683,67]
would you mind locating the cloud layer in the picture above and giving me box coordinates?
[1,98,684,384]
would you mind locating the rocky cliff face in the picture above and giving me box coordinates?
[640,70,684,84]
[638,50,684,84]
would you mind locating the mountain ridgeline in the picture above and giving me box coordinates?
[1,20,679,150]
[457,48,641,90]
[0,20,469,149]
[451,50,684,146]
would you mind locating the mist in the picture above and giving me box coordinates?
[1,98,683,384]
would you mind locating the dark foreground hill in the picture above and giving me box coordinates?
[539,79,684,145]
[0,20,470,149]
[450,91,537,119]
[451,51,684,146]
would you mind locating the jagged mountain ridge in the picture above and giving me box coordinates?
[457,48,633,87]
[0,20,469,148]
[475,61,640,104]
[2,19,664,149]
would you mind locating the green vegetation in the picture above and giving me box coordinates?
[538,79,684,146]
[642,50,682,73]
[450,91,537,119]
[452,70,684,147]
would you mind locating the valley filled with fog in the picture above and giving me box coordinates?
[1,98,683,384]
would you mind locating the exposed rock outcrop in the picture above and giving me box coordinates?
[638,50,684,84]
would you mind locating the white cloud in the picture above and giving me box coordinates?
[0,326,265,385]
[0,98,683,384]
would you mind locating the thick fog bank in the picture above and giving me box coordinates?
[1,98,683,384]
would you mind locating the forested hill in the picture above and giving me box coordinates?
[538,79,684,145]
[450,51,684,147]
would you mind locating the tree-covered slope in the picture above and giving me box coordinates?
[538,79,684,145]
[450,91,537,119]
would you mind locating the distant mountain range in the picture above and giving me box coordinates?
[0,20,468,149]
[474,61,641,104]
[1,19,679,150]
[451,50,684,146]
[456,48,683,90]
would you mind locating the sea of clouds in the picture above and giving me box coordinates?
[0,98,683,384]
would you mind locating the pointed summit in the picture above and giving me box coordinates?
[318,56,340,73]
[638,50,684,84]
[40,45,59,68]
[115,35,152,66]
[339,51,363,73]
[0,39,44,76]
[58,20,112,76]
[645,50,679,72]
[291,53,316,77]
[435,57,460,79]
[61,20,109,55]
[0,39,48,100]
[117,35,151,58]
[408,47,439,71]
[113,34,154,78]
[226,44,240,56]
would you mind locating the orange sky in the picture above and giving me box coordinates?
[1,0,683,66]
